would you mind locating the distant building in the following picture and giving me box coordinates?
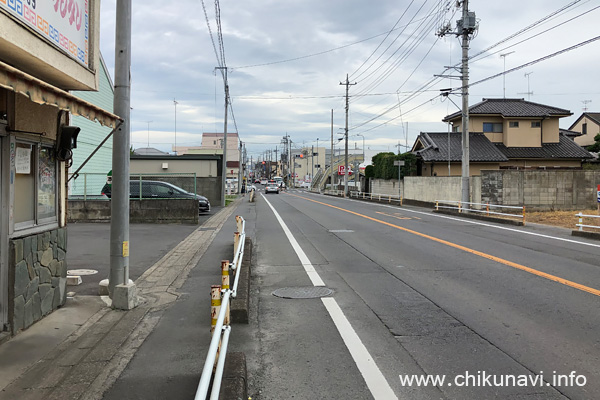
[569,112,600,147]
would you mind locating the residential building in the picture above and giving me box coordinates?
[412,98,593,176]
[569,112,600,147]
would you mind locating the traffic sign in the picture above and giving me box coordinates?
[597,184,600,203]
[338,165,353,175]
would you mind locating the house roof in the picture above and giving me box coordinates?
[494,133,593,159]
[443,98,572,122]
[413,132,508,162]
[413,131,593,162]
[568,112,600,130]
[560,128,582,138]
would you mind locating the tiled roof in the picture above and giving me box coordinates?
[585,113,600,125]
[494,134,593,159]
[415,132,508,162]
[560,128,582,138]
[443,98,572,121]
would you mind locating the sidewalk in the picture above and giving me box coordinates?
[0,200,242,400]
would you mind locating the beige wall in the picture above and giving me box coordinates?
[500,159,581,169]
[130,159,219,177]
[0,1,100,90]
[15,96,59,139]
[573,118,600,147]
[452,116,561,147]
[426,162,499,177]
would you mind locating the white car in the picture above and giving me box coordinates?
[260,179,268,185]
[265,180,280,194]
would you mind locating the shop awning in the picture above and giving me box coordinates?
[0,60,121,128]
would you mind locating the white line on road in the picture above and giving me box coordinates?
[261,193,397,400]
[308,192,600,249]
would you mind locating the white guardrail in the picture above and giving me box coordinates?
[195,216,246,400]
[435,200,526,223]
[576,212,600,232]
[350,191,403,205]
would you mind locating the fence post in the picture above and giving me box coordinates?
[233,232,240,259]
[578,212,583,231]
[522,206,526,225]
[83,173,87,201]
[401,196,403,206]
[486,203,489,216]
[389,195,391,203]
[436,201,439,211]
[458,201,462,213]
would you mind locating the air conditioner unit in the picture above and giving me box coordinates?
[162,163,168,169]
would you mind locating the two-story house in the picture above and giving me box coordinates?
[412,98,593,176]
[569,112,600,148]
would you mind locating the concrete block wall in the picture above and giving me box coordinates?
[9,228,67,334]
[68,199,199,224]
[481,170,600,210]
[371,177,482,204]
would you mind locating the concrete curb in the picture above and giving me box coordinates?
[219,352,247,400]
[230,237,252,324]
[571,230,600,240]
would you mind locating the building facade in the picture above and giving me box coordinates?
[0,1,119,337]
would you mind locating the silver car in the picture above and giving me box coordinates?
[265,180,280,194]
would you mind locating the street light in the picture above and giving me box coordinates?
[173,99,178,155]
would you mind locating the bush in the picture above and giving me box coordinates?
[370,152,417,179]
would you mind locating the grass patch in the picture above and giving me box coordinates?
[527,209,599,230]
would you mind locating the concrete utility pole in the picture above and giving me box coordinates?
[238,140,242,194]
[340,74,356,197]
[500,51,514,98]
[215,67,228,206]
[173,99,178,154]
[110,0,137,309]
[460,0,473,206]
[330,109,334,192]
[274,147,279,176]
[311,145,314,181]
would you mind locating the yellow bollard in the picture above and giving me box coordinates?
[210,285,221,334]
[458,201,462,213]
[401,196,403,206]
[486,203,490,216]
[233,232,240,259]
[221,260,230,290]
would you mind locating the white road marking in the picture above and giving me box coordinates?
[309,192,600,249]
[261,193,397,400]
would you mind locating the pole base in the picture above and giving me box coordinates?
[112,282,140,310]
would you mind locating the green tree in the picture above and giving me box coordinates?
[587,133,600,153]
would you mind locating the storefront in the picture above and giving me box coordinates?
[0,0,119,337]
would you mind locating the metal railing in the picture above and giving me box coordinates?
[575,212,600,232]
[435,200,526,223]
[350,191,403,205]
[195,216,246,400]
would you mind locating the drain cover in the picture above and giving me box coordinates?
[272,286,333,299]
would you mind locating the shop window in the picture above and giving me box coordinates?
[14,141,58,230]
[483,123,503,133]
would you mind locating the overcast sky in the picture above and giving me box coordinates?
[99,0,600,159]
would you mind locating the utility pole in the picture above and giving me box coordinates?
[146,120,152,147]
[215,67,228,206]
[274,147,279,176]
[311,145,314,181]
[340,74,356,197]
[110,0,137,309]
[238,140,242,194]
[436,2,476,207]
[330,109,334,192]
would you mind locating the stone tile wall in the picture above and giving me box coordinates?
[9,228,67,334]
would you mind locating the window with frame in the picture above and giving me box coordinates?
[582,122,587,135]
[531,121,541,128]
[509,121,519,128]
[14,141,58,230]
[483,123,503,133]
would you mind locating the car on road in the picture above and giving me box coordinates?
[265,180,280,194]
[260,179,268,185]
[101,180,210,213]
[298,181,311,189]
[254,179,261,184]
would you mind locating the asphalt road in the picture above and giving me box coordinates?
[240,189,600,399]
[66,208,220,295]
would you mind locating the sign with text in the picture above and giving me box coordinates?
[0,0,89,67]
[597,184,600,203]
[338,165,353,175]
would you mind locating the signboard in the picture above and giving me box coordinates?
[393,160,405,166]
[597,184,600,203]
[0,0,90,67]
[337,165,353,175]
[15,146,31,174]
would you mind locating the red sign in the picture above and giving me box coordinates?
[337,165,353,175]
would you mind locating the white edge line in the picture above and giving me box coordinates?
[261,193,397,400]
[309,192,600,249]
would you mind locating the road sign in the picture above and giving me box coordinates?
[338,165,353,175]
[597,184,600,203]
[393,160,405,166]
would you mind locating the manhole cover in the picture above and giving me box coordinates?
[67,269,98,276]
[272,286,333,299]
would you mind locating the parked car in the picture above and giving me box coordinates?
[298,181,311,189]
[101,180,210,213]
[265,180,280,194]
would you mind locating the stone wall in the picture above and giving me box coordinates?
[9,228,67,334]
